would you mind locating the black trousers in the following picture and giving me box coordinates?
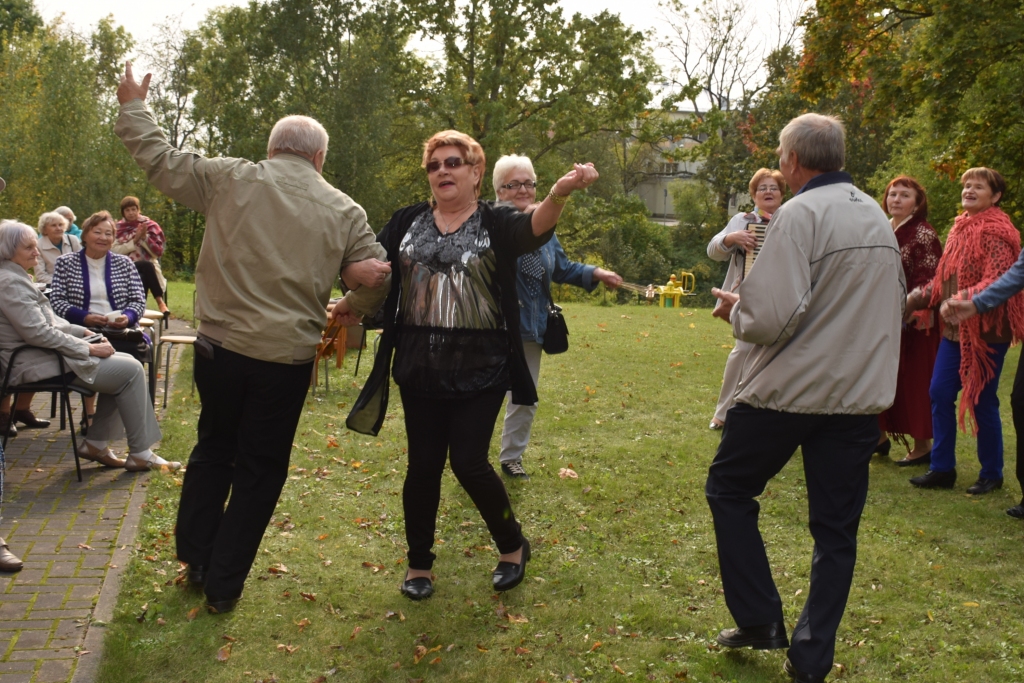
[175,345,311,599]
[705,404,878,679]
[400,388,522,570]
[134,259,164,299]
[1010,353,1024,504]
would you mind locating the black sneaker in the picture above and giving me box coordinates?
[501,461,530,480]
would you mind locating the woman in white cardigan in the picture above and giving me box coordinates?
[0,221,172,471]
[705,168,786,429]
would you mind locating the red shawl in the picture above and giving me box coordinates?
[928,207,1024,432]
[115,215,165,262]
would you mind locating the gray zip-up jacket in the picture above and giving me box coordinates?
[730,173,906,414]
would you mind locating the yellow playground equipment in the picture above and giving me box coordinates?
[644,273,695,307]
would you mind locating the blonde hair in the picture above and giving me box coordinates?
[422,130,486,196]
[748,169,786,199]
[37,211,68,235]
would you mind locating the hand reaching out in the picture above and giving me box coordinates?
[117,61,151,105]
[551,163,599,197]
[711,287,738,322]
[941,298,978,325]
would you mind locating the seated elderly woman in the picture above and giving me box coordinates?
[114,197,169,317]
[0,220,169,472]
[35,211,81,285]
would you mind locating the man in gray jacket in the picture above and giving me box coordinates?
[115,63,391,614]
[707,114,905,683]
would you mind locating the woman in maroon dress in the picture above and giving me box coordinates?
[878,176,943,465]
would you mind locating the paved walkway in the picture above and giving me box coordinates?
[0,318,193,683]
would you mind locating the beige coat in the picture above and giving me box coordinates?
[730,177,906,414]
[35,233,81,284]
[0,261,98,386]
[114,100,390,365]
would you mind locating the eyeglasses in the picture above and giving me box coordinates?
[426,156,466,174]
[756,185,780,194]
[501,180,537,191]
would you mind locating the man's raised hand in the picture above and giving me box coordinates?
[117,61,152,105]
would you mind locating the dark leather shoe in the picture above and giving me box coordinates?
[186,565,207,587]
[0,538,23,573]
[0,413,16,438]
[910,469,956,489]
[206,596,238,614]
[493,537,530,592]
[895,451,931,467]
[400,576,434,601]
[873,439,891,456]
[716,621,788,650]
[784,658,827,682]
[12,410,49,429]
[966,477,1002,495]
[1006,504,1024,519]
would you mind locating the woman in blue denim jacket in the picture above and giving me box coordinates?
[493,155,622,480]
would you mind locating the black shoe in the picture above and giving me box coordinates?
[966,477,1003,495]
[493,537,530,592]
[1006,504,1024,519]
[0,413,16,438]
[78,413,95,437]
[186,565,207,587]
[205,596,238,614]
[910,469,956,489]
[716,621,789,650]
[12,409,49,429]
[501,461,530,480]
[895,451,931,467]
[873,439,891,456]
[784,658,827,683]
[400,575,434,601]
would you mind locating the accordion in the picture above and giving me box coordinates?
[742,222,769,280]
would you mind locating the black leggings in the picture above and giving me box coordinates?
[400,388,522,570]
[1010,354,1024,504]
[134,259,164,300]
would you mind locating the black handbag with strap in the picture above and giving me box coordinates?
[542,286,569,355]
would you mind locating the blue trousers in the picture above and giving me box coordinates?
[930,337,1008,479]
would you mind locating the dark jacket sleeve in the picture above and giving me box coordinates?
[490,204,554,257]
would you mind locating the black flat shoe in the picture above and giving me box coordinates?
[400,575,434,601]
[895,451,931,467]
[205,596,238,614]
[910,469,956,489]
[0,413,16,438]
[966,477,1002,495]
[873,439,891,456]
[493,537,530,592]
[186,565,207,587]
[1006,504,1024,519]
[784,658,827,683]
[12,409,49,429]
[716,621,789,650]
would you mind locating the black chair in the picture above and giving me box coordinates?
[1,346,95,482]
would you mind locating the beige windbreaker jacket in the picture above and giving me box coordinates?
[730,175,906,414]
[114,100,389,365]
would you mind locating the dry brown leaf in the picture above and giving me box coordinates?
[77,543,94,551]
[317,534,329,541]
[590,641,603,652]
[300,592,317,602]
[311,677,327,683]
[558,468,578,479]
[156,618,166,626]
[429,657,441,665]
[514,647,531,655]
[216,643,232,661]
[276,644,300,654]
[186,607,200,622]
[296,618,311,633]
[268,563,289,574]
[361,561,385,573]
[222,635,237,642]
[674,671,689,680]
[476,644,489,652]
[350,626,362,640]
[612,663,626,674]
[507,614,529,624]
[413,645,427,664]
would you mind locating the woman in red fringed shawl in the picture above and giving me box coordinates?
[876,176,943,466]
[113,196,169,317]
[904,168,1024,494]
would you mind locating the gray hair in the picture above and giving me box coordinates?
[0,220,37,261]
[54,206,75,223]
[777,113,845,173]
[492,154,537,195]
[267,115,329,159]
[38,211,68,234]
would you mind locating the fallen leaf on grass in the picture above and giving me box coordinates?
[476,644,489,652]
[362,562,385,573]
[590,641,602,652]
[187,607,200,622]
[507,614,529,624]
[277,644,300,654]
[429,657,441,665]
[558,468,578,479]
[674,671,689,680]
[300,592,317,602]
[413,645,428,664]
[350,626,362,640]
[311,677,327,683]
[612,663,626,674]
[216,643,232,661]
[296,618,311,633]
[156,618,166,626]
[514,647,531,655]
[963,602,980,607]
[222,635,237,642]
[317,534,329,541]
[268,564,289,574]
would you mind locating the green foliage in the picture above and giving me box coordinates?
[669,181,729,306]
[0,0,41,37]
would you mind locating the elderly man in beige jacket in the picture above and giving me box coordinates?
[114,63,391,614]
[706,114,905,683]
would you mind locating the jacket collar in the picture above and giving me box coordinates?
[794,171,854,196]
[0,259,31,279]
[38,235,70,252]
[270,152,317,171]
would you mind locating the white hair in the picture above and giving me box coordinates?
[778,113,846,173]
[54,206,75,223]
[267,115,329,159]
[492,154,536,195]
[38,211,68,235]
[0,220,37,261]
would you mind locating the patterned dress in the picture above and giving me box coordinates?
[879,215,943,441]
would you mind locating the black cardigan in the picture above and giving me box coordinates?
[346,201,553,436]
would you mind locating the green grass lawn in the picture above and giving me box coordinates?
[96,302,1024,683]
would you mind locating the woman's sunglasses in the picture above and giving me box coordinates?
[426,156,466,174]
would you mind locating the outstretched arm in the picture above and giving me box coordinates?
[529,163,599,237]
